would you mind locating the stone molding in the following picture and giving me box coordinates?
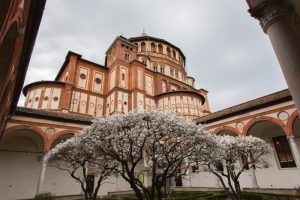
[249,0,293,33]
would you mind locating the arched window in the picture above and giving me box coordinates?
[151,42,156,53]
[158,44,163,54]
[141,42,146,52]
[166,47,171,57]
[172,50,176,58]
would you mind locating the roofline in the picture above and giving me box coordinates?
[196,89,292,124]
[15,107,92,125]
[54,51,82,81]
[23,81,65,96]
[155,90,205,104]
[105,36,138,54]
[54,51,107,81]
[128,36,186,64]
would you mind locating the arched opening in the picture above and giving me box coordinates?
[141,42,146,52]
[166,47,171,57]
[0,22,18,99]
[150,42,156,53]
[248,120,296,168]
[0,0,11,29]
[158,44,163,54]
[172,50,176,58]
[50,133,74,149]
[0,129,45,199]
[217,129,238,137]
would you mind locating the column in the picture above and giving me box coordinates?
[287,136,300,167]
[248,0,300,112]
[250,165,259,188]
[36,151,48,194]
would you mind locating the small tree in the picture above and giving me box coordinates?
[46,134,117,200]
[196,135,271,200]
[85,110,209,200]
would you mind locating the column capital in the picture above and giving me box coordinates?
[248,0,294,33]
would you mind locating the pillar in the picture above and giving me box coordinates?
[287,136,300,167]
[250,165,259,188]
[248,0,300,112]
[36,152,48,194]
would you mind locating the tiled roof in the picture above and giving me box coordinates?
[15,107,93,124]
[196,89,292,124]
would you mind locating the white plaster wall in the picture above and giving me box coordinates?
[93,72,103,93]
[78,67,88,89]
[0,152,42,200]
[50,88,61,109]
[96,97,104,117]
[88,95,96,116]
[44,166,81,196]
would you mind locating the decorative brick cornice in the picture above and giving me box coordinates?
[248,0,293,33]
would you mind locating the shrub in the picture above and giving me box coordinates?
[33,192,53,200]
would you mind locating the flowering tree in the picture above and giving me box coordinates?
[84,110,210,200]
[46,134,118,200]
[195,135,271,200]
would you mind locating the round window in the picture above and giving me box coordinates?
[95,78,101,84]
[80,74,86,79]
[53,97,59,101]
[35,97,39,102]
[124,101,127,105]
[44,96,49,101]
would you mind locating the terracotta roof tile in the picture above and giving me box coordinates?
[196,89,292,124]
[15,107,93,124]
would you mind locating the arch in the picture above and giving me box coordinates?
[49,130,76,149]
[4,125,49,150]
[243,116,289,136]
[166,47,171,56]
[172,49,176,58]
[150,42,156,53]
[141,42,146,52]
[287,111,299,136]
[158,44,163,54]
[0,0,11,30]
[213,126,241,136]
[0,22,18,99]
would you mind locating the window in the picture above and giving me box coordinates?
[95,78,101,84]
[80,73,86,79]
[273,136,296,168]
[175,71,179,79]
[141,42,146,52]
[153,65,158,72]
[151,42,156,53]
[125,53,130,61]
[160,67,165,74]
[142,59,147,65]
[158,44,163,54]
[170,68,174,77]
[122,73,125,81]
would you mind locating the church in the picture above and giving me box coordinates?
[0,33,299,199]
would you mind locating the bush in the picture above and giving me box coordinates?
[33,193,53,200]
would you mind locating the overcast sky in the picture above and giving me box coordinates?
[19,0,287,112]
